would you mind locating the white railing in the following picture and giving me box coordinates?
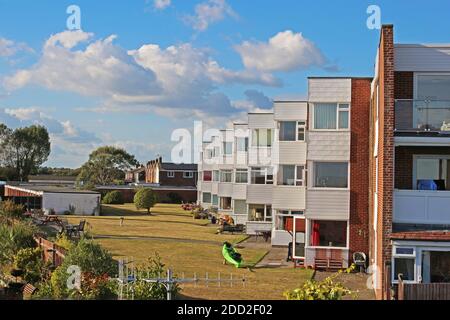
[394,190,450,225]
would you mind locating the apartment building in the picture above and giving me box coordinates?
[370,25,450,299]
[198,77,371,268]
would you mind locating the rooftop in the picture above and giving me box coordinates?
[6,184,99,194]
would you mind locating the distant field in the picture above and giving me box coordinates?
[66,204,313,300]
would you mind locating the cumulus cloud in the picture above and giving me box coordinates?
[153,0,171,10]
[0,37,33,57]
[184,0,237,31]
[232,90,273,112]
[235,30,330,72]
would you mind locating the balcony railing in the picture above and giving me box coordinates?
[395,100,450,133]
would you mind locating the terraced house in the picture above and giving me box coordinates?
[370,25,450,299]
[198,77,372,269]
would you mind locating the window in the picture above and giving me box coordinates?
[415,156,450,190]
[213,170,220,182]
[167,171,175,178]
[275,210,304,231]
[416,74,450,100]
[297,121,306,141]
[393,258,416,282]
[183,171,193,178]
[310,220,347,248]
[314,162,348,188]
[204,149,213,160]
[251,167,273,185]
[203,171,212,182]
[279,122,296,141]
[235,169,248,184]
[314,103,350,130]
[278,165,305,186]
[220,170,232,183]
[234,200,247,215]
[212,194,219,206]
[236,137,249,152]
[223,142,233,156]
[248,204,272,222]
[202,192,212,203]
[252,129,273,147]
[213,146,220,158]
[220,197,232,210]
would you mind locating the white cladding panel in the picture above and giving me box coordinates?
[308,78,352,103]
[306,190,350,220]
[247,185,273,204]
[42,192,100,216]
[307,132,351,161]
[272,187,306,210]
[274,102,308,121]
[248,114,275,129]
[277,142,307,164]
[232,184,247,200]
[395,45,450,72]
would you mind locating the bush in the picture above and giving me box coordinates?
[131,254,179,300]
[49,238,117,299]
[284,265,356,300]
[0,200,24,221]
[13,247,43,284]
[0,221,37,264]
[102,191,124,205]
[134,188,157,215]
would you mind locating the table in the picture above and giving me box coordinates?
[255,230,271,242]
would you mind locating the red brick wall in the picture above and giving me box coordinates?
[159,171,197,187]
[394,72,413,99]
[369,25,395,300]
[349,78,372,259]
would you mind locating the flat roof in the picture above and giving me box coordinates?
[6,184,99,195]
[395,43,450,48]
[28,175,77,182]
[308,76,373,80]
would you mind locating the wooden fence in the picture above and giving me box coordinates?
[34,237,66,268]
[398,277,450,300]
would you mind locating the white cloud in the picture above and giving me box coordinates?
[184,0,237,31]
[0,37,33,57]
[235,30,329,72]
[153,0,171,10]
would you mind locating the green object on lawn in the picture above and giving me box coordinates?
[222,242,243,268]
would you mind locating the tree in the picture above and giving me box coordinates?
[77,146,139,187]
[102,191,124,205]
[134,188,157,215]
[0,124,51,181]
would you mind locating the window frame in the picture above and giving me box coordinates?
[223,142,233,156]
[277,165,306,186]
[308,220,349,249]
[312,103,351,131]
[251,129,274,147]
[213,170,220,182]
[235,169,248,184]
[203,170,212,182]
[248,204,272,222]
[202,192,212,204]
[297,121,306,141]
[167,171,175,178]
[236,137,249,152]
[183,171,194,179]
[311,161,349,189]
[220,170,233,183]
[250,167,274,185]
[219,197,233,211]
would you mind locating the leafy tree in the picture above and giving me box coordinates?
[284,265,356,300]
[102,191,125,205]
[0,221,37,264]
[13,247,44,284]
[77,146,139,187]
[134,188,157,215]
[0,125,51,181]
[0,200,24,222]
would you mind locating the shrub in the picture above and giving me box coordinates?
[0,221,37,264]
[131,254,179,300]
[13,247,43,284]
[284,265,356,300]
[134,188,157,215]
[0,200,24,221]
[54,233,74,251]
[49,238,117,299]
[102,191,124,205]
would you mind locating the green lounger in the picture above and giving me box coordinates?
[222,243,243,268]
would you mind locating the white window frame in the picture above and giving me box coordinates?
[277,165,306,187]
[212,194,219,207]
[306,219,350,250]
[251,129,274,147]
[392,246,417,284]
[220,170,233,183]
[250,167,274,185]
[213,170,220,182]
[275,210,305,231]
[219,197,233,211]
[297,121,307,141]
[202,192,212,204]
[183,171,194,179]
[310,161,350,190]
[167,171,175,178]
[248,204,272,222]
[236,137,249,152]
[235,169,248,184]
[223,142,233,156]
[311,103,351,131]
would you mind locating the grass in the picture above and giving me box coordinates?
[65,204,313,300]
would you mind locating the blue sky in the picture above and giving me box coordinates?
[0,0,449,167]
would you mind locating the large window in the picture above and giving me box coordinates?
[393,247,416,282]
[202,192,212,203]
[248,204,272,222]
[275,210,304,231]
[220,170,233,183]
[236,137,249,152]
[213,170,220,182]
[252,129,273,147]
[235,169,248,184]
[310,220,347,248]
[416,74,450,100]
[203,171,212,182]
[223,142,233,156]
[251,167,273,185]
[314,162,348,188]
[279,122,296,141]
[415,156,450,190]
[314,103,349,130]
[278,165,305,186]
[220,197,232,210]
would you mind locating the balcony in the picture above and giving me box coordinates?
[394,190,450,225]
[395,100,450,134]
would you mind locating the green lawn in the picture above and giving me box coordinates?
[66,204,313,300]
